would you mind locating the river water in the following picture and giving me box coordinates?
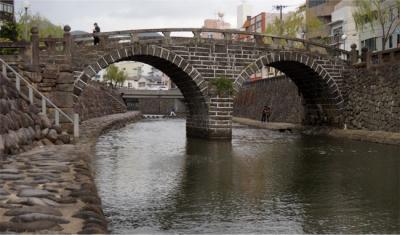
[94,119,400,234]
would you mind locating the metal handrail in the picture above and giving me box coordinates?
[0,58,79,138]
[71,27,351,57]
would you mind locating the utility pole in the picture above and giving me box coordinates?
[273,5,288,35]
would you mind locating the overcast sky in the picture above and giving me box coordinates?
[15,0,305,32]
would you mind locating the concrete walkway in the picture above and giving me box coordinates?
[233,117,303,132]
[233,117,400,145]
[0,112,142,234]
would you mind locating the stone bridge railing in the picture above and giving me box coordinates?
[2,26,400,71]
[71,27,352,60]
[1,26,354,68]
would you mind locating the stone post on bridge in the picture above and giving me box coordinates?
[63,25,72,61]
[31,26,40,72]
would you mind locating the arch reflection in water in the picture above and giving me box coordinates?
[94,119,400,234]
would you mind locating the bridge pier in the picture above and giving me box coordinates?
[186,96,233,140]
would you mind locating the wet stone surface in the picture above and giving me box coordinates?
[0,112,141,233]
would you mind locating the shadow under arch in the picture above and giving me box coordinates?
[73,44,210,137]
[233,51,346,126]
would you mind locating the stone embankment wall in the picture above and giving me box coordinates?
[74,81,127,122]
[0,75,71,156]
[234,64,400,134]
[22,64,127,123]
[127,98,186,114]
[234,76,304,123]
[342,64,400,132]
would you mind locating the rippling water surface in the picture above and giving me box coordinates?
[94,119,400,234]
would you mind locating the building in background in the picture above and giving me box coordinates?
[357,0,400,51]
[240,12,283,80]
[242,12,267,33]
[237,1,252,29]
[201,12,231,39]
[0,0,14,26]
[305,0,341,41]
[329,1,358,51]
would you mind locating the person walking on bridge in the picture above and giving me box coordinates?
[93,23,101,45]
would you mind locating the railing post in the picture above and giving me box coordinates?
[31,27,40,72]
[73,113,79,138]
[162,31,171,44]
[192,31,201,43]
[41,96,47,115]
[55,110,60,126]
[363,48,372,69]
[16,75,20,92]
[28,87,33,104]
[272,37,280,49]
[286,39,294,48]
[390,51,395,63]
[254,35,264,46]
[350,43,358,64]
[2,63,7,78]
[63,25,72,57]
[223,32,232,41]
[130,33,139,43]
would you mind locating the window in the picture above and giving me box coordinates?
[397,34,400,48]
[309,0,327,8]
[0,3,13,13]
[139,82,145,87]
[389,35,393,48]
[362,38,377,51]
[128,82,132,88]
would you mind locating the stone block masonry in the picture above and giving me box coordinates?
[74,81,127,122]
[234,76,304,124]
[234,64,400,134]
[342,64,400,132]
[0,74,71,156]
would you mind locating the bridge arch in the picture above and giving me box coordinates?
[73,44,210,138]
[234,51,345,125]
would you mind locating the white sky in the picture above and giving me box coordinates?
[15,0,305,32]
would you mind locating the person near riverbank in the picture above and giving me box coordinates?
[261,106,268,122]
[169,107,176,117]
[266,106,272,122]
[93,23,100,45]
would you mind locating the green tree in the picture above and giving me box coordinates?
[16,12,64,40]
[353,0,400,50]
[210,76,233,96]
[265,5,323,39]
[0,20,18,42]
[104,65,127,87]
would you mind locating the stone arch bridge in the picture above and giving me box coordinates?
[3,26,355,139]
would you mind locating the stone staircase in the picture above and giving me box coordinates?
[0,59,79,139]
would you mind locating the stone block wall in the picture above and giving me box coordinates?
[342,64,400,132]
[0,75,71,156]
[234,76,304,123]
[74,81,127,121]
[125,98,186,115]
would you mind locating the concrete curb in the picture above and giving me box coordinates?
[233,117,400,145]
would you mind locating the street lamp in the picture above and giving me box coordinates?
[341,34,348,51]
[23,0,30,41]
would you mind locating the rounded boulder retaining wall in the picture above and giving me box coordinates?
[0,112,142,234]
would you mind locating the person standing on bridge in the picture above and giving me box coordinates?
[93,23,101,46]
